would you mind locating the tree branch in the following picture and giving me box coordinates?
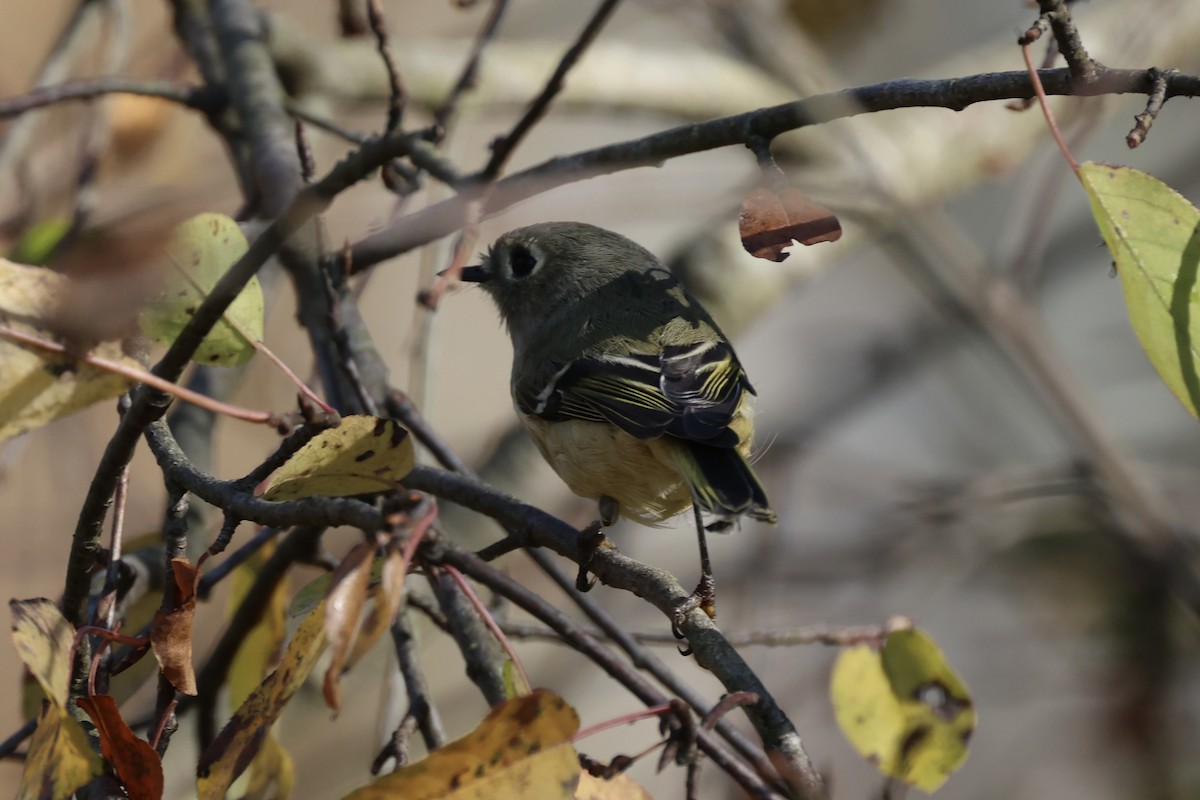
[347,66,1200,271]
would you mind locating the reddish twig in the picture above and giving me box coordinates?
[1022,44,1079,173]
[0,323,275,424]
[443,562,530,693]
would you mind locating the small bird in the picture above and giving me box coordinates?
[459,222,775,620]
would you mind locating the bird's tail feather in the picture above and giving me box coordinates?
[675,442,776,524]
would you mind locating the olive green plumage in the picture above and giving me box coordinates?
[461,221,775,527]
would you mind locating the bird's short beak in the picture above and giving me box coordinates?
[452,264,491,283]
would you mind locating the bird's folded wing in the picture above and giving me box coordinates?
[518,340,750,446]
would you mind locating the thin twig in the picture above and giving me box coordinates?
[390,609,447,751]
[425,563,509,705]
[0,718,36,761]
[424,536,791,799]
[499,620,894,648]
[479,0,622,181]
[1126,68,1174,148]
[1034,0,1100,83]
[443,563,530,691]
[366,0,406,134]
[0,323,275,425]
[434,0,511,130]
[98,465,130,630]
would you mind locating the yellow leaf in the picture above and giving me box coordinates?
[1079,163,1200,418]
[0,259,139,443]
[197,600,328,800]
[261,416,414,502]
[574,771,653,799]
[227,540,291,799]
[138,212,264,367]
[9,598,75,707]
[341,690,581,800]
[831,628,974,793]
[17,704,102,800]
[241,735,295,800]
[229,540,288,707]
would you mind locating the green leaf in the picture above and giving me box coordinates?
[261,416,414,502]
[831,628,974,793]
[1079,162,1200,418]
[139,212,263,367]
[10,218,72,265]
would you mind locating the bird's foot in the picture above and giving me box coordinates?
[574,521,606,592]
[670,573,717,654]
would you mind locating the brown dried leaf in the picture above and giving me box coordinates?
[322,541,374,713]
[150,557,198,696]
[340,690,581,800]
[345,549,407,671]
[197,600,328,800]
[77,694,164,800]
[739,185,842,262]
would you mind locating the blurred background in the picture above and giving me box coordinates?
[1,0,1199,797]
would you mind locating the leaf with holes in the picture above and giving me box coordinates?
[1079,162,1200,418]
[261,416,414,502]
[340,690,580,800]
[139,212,263,367]
[831,627,974,793]
[739,185,842,262]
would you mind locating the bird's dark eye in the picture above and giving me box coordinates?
[509,245,538,278]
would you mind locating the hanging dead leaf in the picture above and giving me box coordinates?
[9,598,75,707]
[150,557,198,696]
[340,690,581,800]
[197,599,329,800]
[739,185,842,262]
[77,694,164,800]
[323,541,374,713]
[17,703,103,800]
[260,416,414,502]
[345,549,407,671]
